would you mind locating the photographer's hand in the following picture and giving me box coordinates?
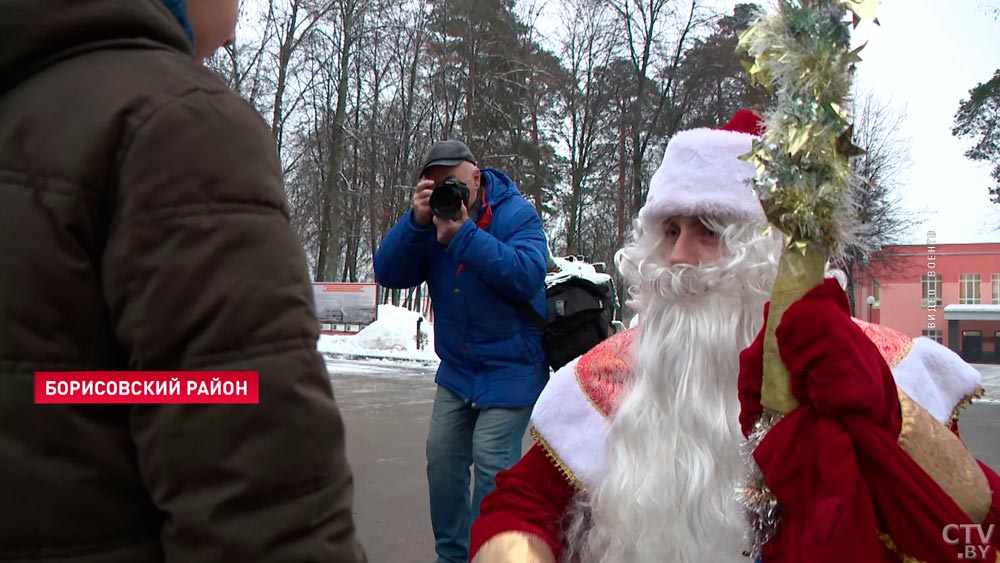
[412,179,435,227]
[433,202,469,246]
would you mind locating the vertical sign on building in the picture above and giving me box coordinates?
[927,231,938,337]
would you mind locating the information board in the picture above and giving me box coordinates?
[312,283,378,325]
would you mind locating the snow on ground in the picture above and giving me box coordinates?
[319,303,1000,401]
[324,357,437,378]
[973,364,1000,404]
[318,304,439,365]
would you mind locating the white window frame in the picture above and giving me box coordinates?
[959,274,981,305]
[921,274,942,308]
[922,329,943,344]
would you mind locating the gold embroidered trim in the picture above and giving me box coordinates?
[575,362,612,421]
[892,339,914,368]
[573,328,635,419]
[852,318,914,368]
[950,387,987,429]
[879,532,926,563]
[530,426,586,493]
[897,388,991,523]
[471,531,556,563]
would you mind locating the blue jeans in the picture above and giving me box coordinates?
[426,385,532,563]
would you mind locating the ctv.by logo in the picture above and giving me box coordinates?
[942,524,996,560]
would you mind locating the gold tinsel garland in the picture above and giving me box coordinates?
[735,1,880,559]
[738,0,879,414]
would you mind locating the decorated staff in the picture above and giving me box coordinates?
[741,0,872,417]
[736,2,1000,562]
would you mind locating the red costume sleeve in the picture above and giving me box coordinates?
[982,461,1000,530]
[741,279,1000,563]
[470,444,577,561]
[738,302,768,438]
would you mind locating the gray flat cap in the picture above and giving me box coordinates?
[420,139,477,175]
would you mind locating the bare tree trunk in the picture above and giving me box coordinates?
[270,0,301,157]
[529,107,545,217]
[616,107,628,246]
[316,179,335,280]
[610,0,700,214]
[616,110,629,317]
[369,6,427,273]
[319,0,358,282]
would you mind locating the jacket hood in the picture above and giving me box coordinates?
[481,168,524,209]
[0,0,193,95]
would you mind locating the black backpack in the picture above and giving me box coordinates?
[513,274,618,372]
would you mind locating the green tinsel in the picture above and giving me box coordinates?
[738,0,877,258]
[736,2,879,560]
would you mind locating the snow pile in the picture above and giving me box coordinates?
[548,256,613,288]
[354,305,428,351]
[318,258,619,365]
[318,304,438,363]
[944,304,1000,313]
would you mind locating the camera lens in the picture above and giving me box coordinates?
[429,186,460,220]
[429,178,470,221]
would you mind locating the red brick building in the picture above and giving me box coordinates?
[852,238,1000,363]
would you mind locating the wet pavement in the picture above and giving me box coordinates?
[973,363,1000,403]
[327,358,1000,563]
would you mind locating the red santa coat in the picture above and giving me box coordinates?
[738,280,1000,563]
[471,293,1000,562]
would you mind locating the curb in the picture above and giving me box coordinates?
[320,351,439,366]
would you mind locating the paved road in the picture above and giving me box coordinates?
[973,363,1000,403]
[328,359,1000,563]
[330,362,437,563]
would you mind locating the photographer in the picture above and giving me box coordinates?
[374,140,548,563]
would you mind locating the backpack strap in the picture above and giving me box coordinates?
[509,298,547,331]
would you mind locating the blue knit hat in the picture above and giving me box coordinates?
[161,0,195,43]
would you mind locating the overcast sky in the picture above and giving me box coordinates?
[854,0,999,244]
[706,0,1000,244]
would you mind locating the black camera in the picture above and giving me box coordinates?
[428,177,471,221]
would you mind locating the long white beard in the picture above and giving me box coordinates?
[565,265,768,563]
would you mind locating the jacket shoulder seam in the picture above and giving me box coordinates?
[119,86,256,163]
[123,201,285,223]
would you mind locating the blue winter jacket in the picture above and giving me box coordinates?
[374,169,548,409]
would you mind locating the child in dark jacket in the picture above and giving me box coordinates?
[0,1,365,561]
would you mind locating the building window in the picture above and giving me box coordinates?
[993,274,1000,304]
[922,329,943,344]
[921,274,942,307]
[872,281,880,307]
[959,274,981,304]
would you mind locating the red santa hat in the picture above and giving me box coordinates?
[638,110,766,230]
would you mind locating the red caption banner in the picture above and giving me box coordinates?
[34,372,259,404]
